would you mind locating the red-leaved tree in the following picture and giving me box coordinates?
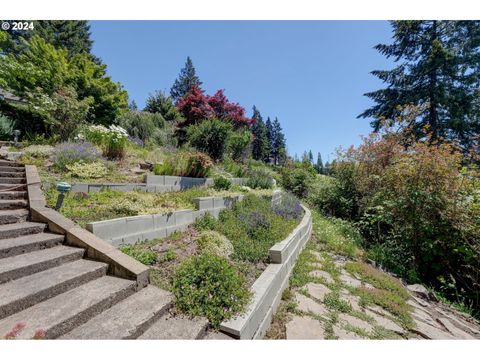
[176,85,254,128]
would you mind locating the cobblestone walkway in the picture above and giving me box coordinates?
[267,249,480,339]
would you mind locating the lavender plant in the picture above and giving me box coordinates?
[53,141,102,171]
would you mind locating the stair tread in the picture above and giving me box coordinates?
[139,312,208,339]
[61,285,172,339]
[0,259,108,318]
[0,276,135,339]
[0,221,46,232]
[0,191,27,199]
[0,245,84,275]
[0,199,28,205]
[0,232,64,257]
[0,231,63,249]
[0,208,29,216]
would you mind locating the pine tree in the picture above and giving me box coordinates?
[144,90,183,122]
[251,106,270,162]
[308,150,314,164]
[170,56,203,101]
[6,20,95,60]
[316,152,324,174]
[272,117,287,165]
[360,21,480,151]
[265,117,274,162]
[324,161,330,175]
[129,100,138,111]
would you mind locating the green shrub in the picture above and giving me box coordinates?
[153,151,213,178]
[223,156,248,177]
[213,176,232,191]
[246,168,274,189]
[66,161,108,179]
[194,213,217,231]
[120,245,157,265]
[0,113,14,141]
[23,144,54,158]
[280,166,315,198]
[227,129,252,162]
[159,249,177,263]
[117,110,158,141]
[196,230,234,258]
[186,118,233,161]
[172,254,251,327]
[216,195,298,262]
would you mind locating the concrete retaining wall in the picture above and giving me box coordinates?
[86,194,247,247]
[70,175,248,194]
[219,205,312,339]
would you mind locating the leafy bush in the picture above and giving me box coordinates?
[216,195,298,262]
[79,124,129,159]
[246,168,274,189]
[172,254,251,327]
[186,118,233,161]
[196,230,234,258]
[66,161,108,179]
[213,176,232,191]
[227,129,252,162]
[272,192,303,220]
[120,245,157,265]
[53,141,102,171]
[0,113,14,140]
[223,156,248,177]
[194,213,217,231]
[117,110,175,146]
[153,151,213,178]
[280,166,315,198]
[23,145,54,158]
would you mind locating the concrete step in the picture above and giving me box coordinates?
[0,177,25,184]
[0,259,108,320]
[139,312,209,339]
[0,232,64,259]
[0,191,27,200]
[0,166,25,173]
[0,184,26,191]
[0,221,46,240]
[0,245,84,283]
[0,199,28,211]
[0,209,29,225]
[0,160,23,168]
[61,285,173,339]
[0,275,136,339]
[0,171,26,178]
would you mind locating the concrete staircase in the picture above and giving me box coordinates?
[0,160,209,339]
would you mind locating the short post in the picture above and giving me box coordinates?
[55,182,72,211]
[13,130,21,147]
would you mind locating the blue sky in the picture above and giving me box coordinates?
[90,21,394,162]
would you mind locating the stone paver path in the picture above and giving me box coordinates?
[269,248,480,340]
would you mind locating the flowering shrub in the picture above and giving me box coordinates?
[246,168,274,190]
[78,124,129,159]
[196,230,234,258]
[66,161,108,179]
[272,192,303,220]
[172,254,251,327]
[53,141,102,171]
[216,195,299,262]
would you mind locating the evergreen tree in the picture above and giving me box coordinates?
[251,106,270,162]
[265,116,274,161]
[170,56,203,101]
[308,150,314,164]
[360,21,480,151]
[5,20,98,61]
[129,100,138,111]
[316,152,324,174]
[144,90,183,122]
[324,161,330,175]
[272,117,287,165]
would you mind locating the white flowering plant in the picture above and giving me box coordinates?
[77,124,130,159]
